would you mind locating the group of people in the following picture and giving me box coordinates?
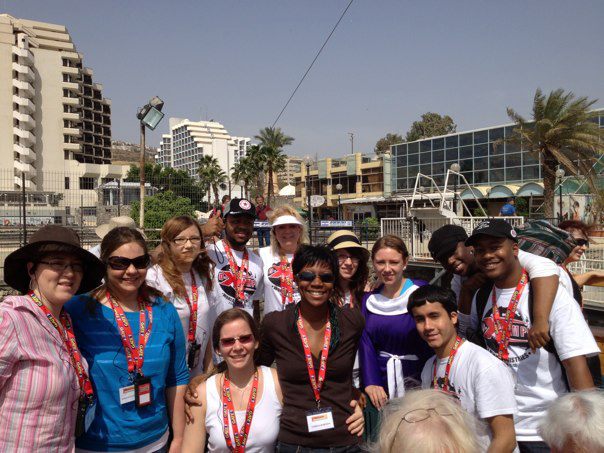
[0,196,602,453]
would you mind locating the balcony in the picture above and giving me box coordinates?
[12,62,35,83]
[63,112,81,121]
[13,111,35,130]
[61,65,79,76]
[14,176,34,189]
[62,81,80,92]
[12,79,34,98]
[62,96,80,106]
[64,127,81,136]
[12,46,34,65]
[14,161,37,177]
[13,143,34,162]
[13,127,36,146]
[12,95,35,114]
[64,142,81,151]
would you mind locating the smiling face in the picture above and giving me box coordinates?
[336,248,360,281]
[225,215,254,248]
[217,318,258,371]
[274,223,302,252]
[28,252,84,308]
[472,236,518,282]
[106,242,147,298]
[295,262,335,308]
[412,302,458,352]
[169,224,202,267]
[438,242,475,276]
[565,228,589,263]
[373,247,407,287]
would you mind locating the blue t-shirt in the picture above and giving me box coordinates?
[65,294,189,451]
[500,203,516,216]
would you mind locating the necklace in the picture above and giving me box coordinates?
[225,373,255,408]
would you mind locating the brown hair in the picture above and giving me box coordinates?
[371,235,410,260]
[335,247,369,306]
[210,308,260,375]
[90,226,162,305]
[558,220,593,240]
[157,215,214,296]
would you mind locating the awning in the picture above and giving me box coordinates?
[460,186,490,200]
[516,182,543,197]
[488,184,520,199]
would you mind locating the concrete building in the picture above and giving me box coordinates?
[0,14,112,187]
[157,118,250,198]
[279,155,303,185]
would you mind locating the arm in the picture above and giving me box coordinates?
[358,317,388,410]
[0,310,18,390]
[202,340,213,373]
[573,270,604,287]
[486,415,517,453]
[182,382,208,453]
[346,400,365,437]
[562,356,595,390]
[167,385,187,453]
[201,216,224,240]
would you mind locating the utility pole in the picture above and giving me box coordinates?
[348,132,354,154]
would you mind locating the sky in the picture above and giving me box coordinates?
[4,0,604,158]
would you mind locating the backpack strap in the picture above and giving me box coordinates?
[465,281,494,349]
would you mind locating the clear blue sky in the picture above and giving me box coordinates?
[4,0,604,158]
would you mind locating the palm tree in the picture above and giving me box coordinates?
[231,157,256,198]
[198,155,226,207]
[261,146,287,204]
[244,145,266,198]
[254,126,294,151]
[254,127,294,203]
[506,88,603,218]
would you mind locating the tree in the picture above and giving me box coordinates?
[254,126,294,151]
[197,155,226,207]
[261,146,287,204]
[253,127,294,204]
[130,190,196,238]
[231,156,256,198]
[374,133,404,155]
[506,88,603,218]
[405,112,456,142]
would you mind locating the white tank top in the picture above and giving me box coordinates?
[205,366,282,453]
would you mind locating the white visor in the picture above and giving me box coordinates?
[270,215,304,228]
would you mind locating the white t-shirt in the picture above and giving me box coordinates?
[258,246,300,315]
[464,283,599,441]
[205,366,282,453]
[206,240,264,319]
[421,341,517,450]
[145,265,211,377]
[450,250,560,300]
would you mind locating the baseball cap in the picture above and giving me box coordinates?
[465,219,518,247]
[428,225,469,261]
[223,198,256,218]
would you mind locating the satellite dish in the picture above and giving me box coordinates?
[310,195,325,208]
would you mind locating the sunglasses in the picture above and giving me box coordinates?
[219,334,255,348]
[297,271,335,283]
[574,238,589,247]
[107,254,150,270]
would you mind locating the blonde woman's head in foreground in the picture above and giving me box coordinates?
[268,205,308,255]
[375,389,480,453]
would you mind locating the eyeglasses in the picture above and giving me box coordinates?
[173,236,202,246]
[107,255,150,270]
[574,238,589,248]
[219,334,255,348]
[38,260,84,273]
[297,271,335,283]
[337,255,360,264]
[399,407,454,424]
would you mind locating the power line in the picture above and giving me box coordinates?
[271,0,355,128]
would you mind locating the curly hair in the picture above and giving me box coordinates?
[157,215,214,296]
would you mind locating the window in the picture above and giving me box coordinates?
[445,148,458,161]
[420,141,431,152]
[506,153,521,167]
[459,146,472,160]
[65,177,70,189]
[506,167,521,181]
[446,136,459,148]
[489,127,504,141]
[408,154,419,165]
[432,138,444,150]
[79,177,95,190]
[474,144,488,158]
[420,151,431,164]
[433,149,444,162]
[474,130,488,144]
[459,133,472,147]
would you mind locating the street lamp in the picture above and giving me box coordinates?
[304,155,313,244]
[336,182,343,219]
[450,163,461,214]
[555,167,565,222]
[136,96,165,229]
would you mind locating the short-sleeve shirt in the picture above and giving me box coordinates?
[258,246,300,315]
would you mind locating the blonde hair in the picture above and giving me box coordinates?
[374,389,481,453]
[268,205,309,255]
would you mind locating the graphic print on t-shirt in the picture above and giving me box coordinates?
[216,264,257,306]
[267,262,300,302]
[433,377,461,401]
[481,306,531,364]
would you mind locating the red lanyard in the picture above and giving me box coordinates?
[29,291,94,400]
[432,336,464,393]
[223,240,249,304]
[297,308,331,408]
[278,255,294,306]
[106,290,153,375]
[222,369,259,453]
[491,270,528,361]
[183,271,198,344]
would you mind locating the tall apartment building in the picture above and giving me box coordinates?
[0,14,112,191]
[157,118,251,197]
[278,155,303,185]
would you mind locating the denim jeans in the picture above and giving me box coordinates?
[517,441,551,453]
[276,442,362,453]
[257,228,271,247]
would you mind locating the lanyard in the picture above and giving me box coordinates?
[278,255,294,306]
[223,240,249,304]
[29,291,94,401]
[106,290,153,376]
[222,369,259,453]
[297,308,331,408]
[491,270,528,361]
[183,270,198,344]
[432,336,464,393]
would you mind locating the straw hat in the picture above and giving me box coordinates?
[95,216,145,239]
[4,225,105,294]
[326,230,370,259]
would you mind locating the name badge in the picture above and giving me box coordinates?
[306,407,335,432]
[119,385,136,405]
[188,342,202,370]
[134,375,153,408]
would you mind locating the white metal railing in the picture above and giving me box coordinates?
[567,242,604,308]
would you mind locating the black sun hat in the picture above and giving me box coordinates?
[4,225,105,294]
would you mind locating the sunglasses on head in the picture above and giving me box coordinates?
[297,271,335,283]
[219,334,255,348]
[107,254,150,270]
[574,238,589,247]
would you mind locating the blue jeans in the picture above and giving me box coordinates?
[257,228,271,247]
[276,442,362,453]
[517,441,551,453]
